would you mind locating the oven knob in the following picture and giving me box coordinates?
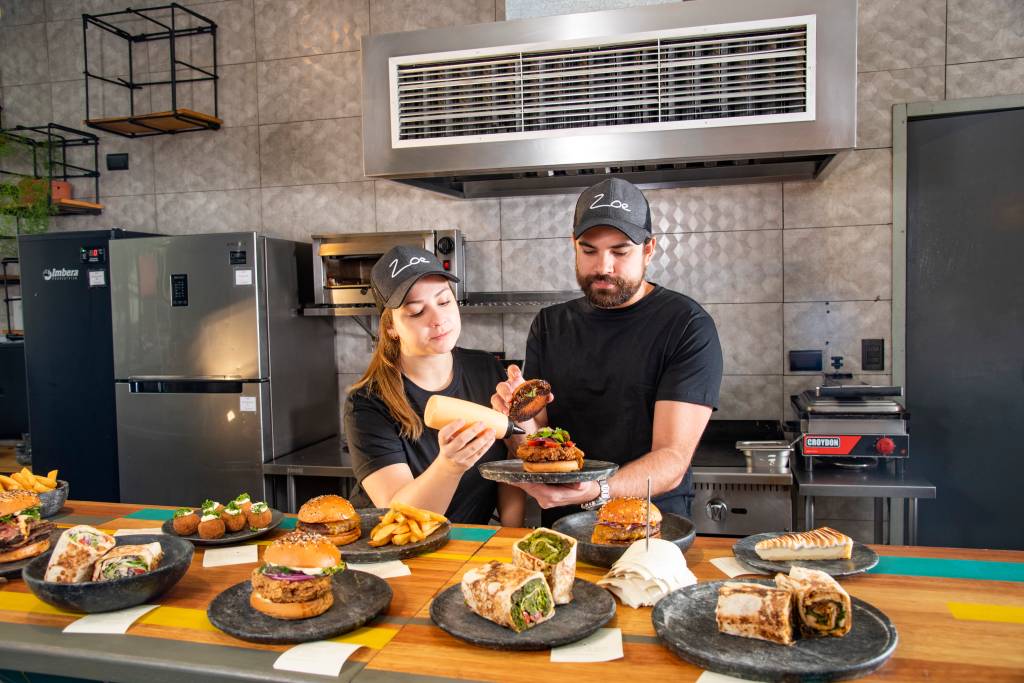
[875,437,896,455]
[706,499,728,522]
[436,236,455,255]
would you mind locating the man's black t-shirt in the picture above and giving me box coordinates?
[525,285,723,526]
[343,347,508,525]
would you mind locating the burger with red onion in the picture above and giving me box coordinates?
[250,532,344,619]
[515,427,585,473]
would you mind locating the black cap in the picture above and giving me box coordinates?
[370,245,459,309]
[573,178,652,244]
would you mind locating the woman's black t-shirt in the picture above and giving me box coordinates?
[343,347,508,524]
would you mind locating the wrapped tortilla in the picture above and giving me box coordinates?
[512,528,576,604]
[461,561,555,633]
[92,541,164,582]
[716,582,795,646]
[775,566,852,637]
[44,525,116,583]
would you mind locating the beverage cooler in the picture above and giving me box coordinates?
[109,233,337,505]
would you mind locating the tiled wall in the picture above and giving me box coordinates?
[2,0,1022,535]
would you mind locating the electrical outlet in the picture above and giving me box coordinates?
[862,338,884,371]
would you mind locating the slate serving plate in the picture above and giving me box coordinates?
[23,534,193,613]
[208,569,392,644]
[552,510,696,568]
[338,507,450,563]
[478,459,619,484]
[0,528,65,579]
[733,532,880,577]
[430,578,615,651]
[652,580,898,682]
[161,508,284,546]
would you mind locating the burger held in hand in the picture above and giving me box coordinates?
[591,498,662,545]
[0,490,55,563]
[250,532,345,620]
[515,427,585,473]
[297,495,361,546]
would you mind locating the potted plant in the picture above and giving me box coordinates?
[0,133,55,258]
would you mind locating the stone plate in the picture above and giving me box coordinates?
[733,532,880,577]
[339,508,450,563]
[38,480,70,518]
[652,580,898,682]
[208,569,392,644]
[430,578,615,651]
[161,509,284,546]
[552,510,696,568]
[23,534,193,613]
[0,528,65,579]
[478,459,619,484]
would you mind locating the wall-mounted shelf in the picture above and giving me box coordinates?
[87,108,221,137]
[0,124,103,215]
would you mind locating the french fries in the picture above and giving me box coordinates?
[0,467,60,492]
[367,502,447,548]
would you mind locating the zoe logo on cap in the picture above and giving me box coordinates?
[589,193,631,212]
[389,256,428,278]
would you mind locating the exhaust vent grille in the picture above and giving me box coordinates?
[392,16,814,147]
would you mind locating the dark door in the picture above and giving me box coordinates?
[906,106,1024,550]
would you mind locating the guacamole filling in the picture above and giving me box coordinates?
[509,578,553,632]
[518,531,571,565]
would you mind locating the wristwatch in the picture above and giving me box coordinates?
[580,478,611,511]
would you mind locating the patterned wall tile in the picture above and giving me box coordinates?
[45,0,83,21]
[99,18,148,78]
[858,0,946,72]
[782,374,892,420]
[714,375,783,421]
[255,0,368,60]
[370,0,495,34]
[196,62,258,127]
[154,126,260,192]
[783,149,892,229]
[155,189,261,234]
[51,193,156,231]
[948,0,1024,63]
[500,238,577,292]
[857,67,944,149]
[46,20,84,82]
[0,83,52,126]
[501,313,535,365]
[99,136,155,197]
[465,240,502,292]
[261,181,376,238]
[703,303,782,375]
[947,58,1024,98]
[784,303,891,375]
[458,316,504,354]
[647,183,783,233]
[0,24,49,86]
[500,194,576,240]
[51,78,100,129]
[334,317,375,374]
[257,52,361,124]
[375,181,501,241]
[187,0,257,67]
[649,231,783,304]
[784,225,891,302]
[260,118,363,187]
[1,0,47,24]
[100,77,150,119]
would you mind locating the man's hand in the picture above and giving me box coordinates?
[513,481,598,509]
[491,364,553,431]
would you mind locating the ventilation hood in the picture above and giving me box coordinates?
[361,0,856,198]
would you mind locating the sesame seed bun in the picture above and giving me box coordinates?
[263,531,342,568]
[0,490,41,517]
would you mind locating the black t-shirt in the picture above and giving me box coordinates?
[525,285,723,526]
[343,347,508,525]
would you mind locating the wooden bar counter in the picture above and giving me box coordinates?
[1,501,1021,682]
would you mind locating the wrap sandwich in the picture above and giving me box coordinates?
[92,541,164,581]
[512,528,576,604]
[715,582,796,646]
[774,566,852,637]
[461,561,555,633]
[44,525,116,583]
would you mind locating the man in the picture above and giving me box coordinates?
[493,177,723,526]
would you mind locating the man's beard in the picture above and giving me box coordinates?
[576,271,644,308]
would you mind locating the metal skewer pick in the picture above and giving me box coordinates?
[645,477,652,551]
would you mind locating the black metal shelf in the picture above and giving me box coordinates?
[1,256,21,341]
[0,123,103,215]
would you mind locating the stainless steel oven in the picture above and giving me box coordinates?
[312,230,464,306]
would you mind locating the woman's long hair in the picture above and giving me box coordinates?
[350,308,423,439]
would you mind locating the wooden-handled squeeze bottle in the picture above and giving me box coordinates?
[424,395,526,439]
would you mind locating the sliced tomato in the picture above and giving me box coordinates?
[526,439,546,447]
[541,440,559,448]
[564,441,575,448]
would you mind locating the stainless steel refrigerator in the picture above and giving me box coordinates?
[109,233,337,505]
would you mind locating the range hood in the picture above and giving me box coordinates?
[361,0,856,198]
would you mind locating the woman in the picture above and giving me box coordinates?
[343,245,524,526]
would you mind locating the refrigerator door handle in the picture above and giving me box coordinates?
[127,379,247,394]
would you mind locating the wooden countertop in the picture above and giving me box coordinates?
[0,501,1021,683]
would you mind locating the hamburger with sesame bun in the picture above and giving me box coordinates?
[296,495,361,546]
[516,427,585,473]
[590,498,662,545]
[0,490,55,564]
[250,531,344,620]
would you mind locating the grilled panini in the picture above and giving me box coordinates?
[754,527,853,561]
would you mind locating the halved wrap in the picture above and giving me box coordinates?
[774,566,852,637]
[512,527,576,604]
[44,525,116,583]
[92,541,164,581]
[461,561,555,633]
[715,582,795,646]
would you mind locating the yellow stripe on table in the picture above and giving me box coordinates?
[948,602,1024,624]
[0,591,77,617]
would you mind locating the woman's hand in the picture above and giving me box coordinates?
[436,419,496,473]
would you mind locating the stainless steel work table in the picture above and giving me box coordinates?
[262,436,355,513]
[795,465,936,545]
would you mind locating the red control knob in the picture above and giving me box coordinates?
[875,437,896,455]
